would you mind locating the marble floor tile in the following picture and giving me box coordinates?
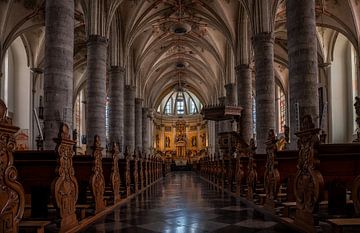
[78,172,299,233]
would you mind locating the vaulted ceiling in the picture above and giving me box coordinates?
[0,0,359,110]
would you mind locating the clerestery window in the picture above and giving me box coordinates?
[157,88,202,116]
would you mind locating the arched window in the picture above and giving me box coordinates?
[157,88,202,116]
[276,83,287,134]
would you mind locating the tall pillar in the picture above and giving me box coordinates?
[124,85,135,152]
[218,97,227,132]
[287,0,319,142]
[196,124,201,150]
[44,0,74,149]
[215,121,219,155]
[86,35,108,151]
[225,83,237,132]
[160,125,165,152]
[142,107,150,155]
[225,83,237,105]
[135,98,143,152]
[252,32,275,152]
[236,64,253,143]
[108,66,124,150]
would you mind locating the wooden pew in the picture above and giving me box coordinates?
[0,100,25,233]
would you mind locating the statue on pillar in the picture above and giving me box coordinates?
[353,96,360,142]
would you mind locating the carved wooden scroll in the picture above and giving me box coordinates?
[353,175,360,215]
[247,139,257,201]
[294,115,324,233]
[110,143,121,203]
[125,153,131,196]
[264,129,280,212]
[0,100,25,233]
[90,135,105,213]
[52,123,79,232]
[134,155,139,193]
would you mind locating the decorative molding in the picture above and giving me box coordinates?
[264,129,280,212]
[52,123,79,232]
[90,135,105,213]
[87,34,108,45]
[294,115,324,233]
[251,32,274,45]
[0,100,25,233]
[111,142,121,203]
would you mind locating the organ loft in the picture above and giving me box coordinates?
[1,0,360,233]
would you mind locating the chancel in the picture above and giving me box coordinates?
[1,0,360,233]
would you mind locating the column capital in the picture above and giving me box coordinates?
[135,98,143,105]
[235,64,250,72]
[87,34,108,46]
[109,66,125,73]
[224,83,235,90]
[218,96,226,105]
[251,32,274,45]
[318,62,331,69]
[125,85,136,92]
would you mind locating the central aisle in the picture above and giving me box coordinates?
[81,172,296,233]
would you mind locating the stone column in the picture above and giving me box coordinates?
[135,98,143,152]
[160,125,165,152]
[225,83,237,106]
[287,0,319,142]
[108,66,124,150]
[236,64,253,143]
[124,85,135,152]
[44,0,74,149]
[215,121,219,155]
[225,83,237,132]
[86,35,108,151]
[142,107,150,155]
[218,97,227,132]
[252,32,275,153]
[197,123,201,150]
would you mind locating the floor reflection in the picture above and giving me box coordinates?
[79,172,297,233]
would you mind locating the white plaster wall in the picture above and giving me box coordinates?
[9,37,30,131]
[330,34,353,142]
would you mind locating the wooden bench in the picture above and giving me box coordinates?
[327,218,360,233]
[282,200,354,217]
[19,220,51,233]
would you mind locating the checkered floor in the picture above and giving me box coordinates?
[80,172,297,233]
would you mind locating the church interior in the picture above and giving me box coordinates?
[1,0,360,232]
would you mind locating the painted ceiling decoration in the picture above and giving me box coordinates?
[0,0,358,110]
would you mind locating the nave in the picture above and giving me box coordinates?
[79,172,295,233]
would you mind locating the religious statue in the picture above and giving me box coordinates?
[200,133,206,146]
[284,125,290,143]
[191,136,197,147]
[156,134,160,148]
[353,96,360,142]
[165,136,170,148]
